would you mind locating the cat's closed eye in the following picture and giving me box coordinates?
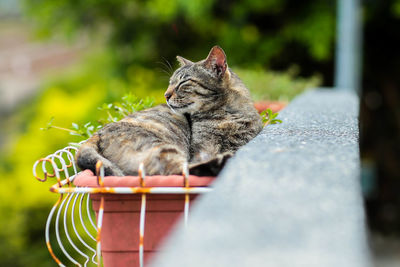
[179,85,192,91]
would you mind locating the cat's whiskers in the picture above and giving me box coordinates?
[157,58,174,75]
[156,67,172,78]
[162,57,174,73]
[166,102,178,114]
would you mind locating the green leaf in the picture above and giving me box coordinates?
[71,123,79,130]
[40,117,55,131]
[271,119,283,124]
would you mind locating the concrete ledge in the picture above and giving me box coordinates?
[151,89,371,267]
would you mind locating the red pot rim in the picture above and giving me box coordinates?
[73,170,216,188]
[254,101,287,113]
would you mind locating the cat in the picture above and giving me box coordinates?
[76,104,191,176]
[76,46,262,176]
[165,46,263,172]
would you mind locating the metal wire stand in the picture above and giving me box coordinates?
[33,144,212,267]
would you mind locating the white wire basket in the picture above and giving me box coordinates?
[33,144,214,267]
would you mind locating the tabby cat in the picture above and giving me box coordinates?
[76,46,262,176]
[165,46,263,167]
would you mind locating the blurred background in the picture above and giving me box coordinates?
[0,0,398,266]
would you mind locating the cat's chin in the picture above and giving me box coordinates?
[166,102,194,114]
[166,102,178,114]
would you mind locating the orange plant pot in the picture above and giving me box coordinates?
[254,101,286,113]
[74,170,215,266]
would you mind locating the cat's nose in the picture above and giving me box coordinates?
[165,85,174,101]
[164,92,172,100]
[164,85,174,101]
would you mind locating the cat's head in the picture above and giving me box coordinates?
[164,46,234,114]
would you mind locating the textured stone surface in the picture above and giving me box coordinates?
[151,89,371,267]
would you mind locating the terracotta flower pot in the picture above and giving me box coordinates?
[254,101,286,113]
[74,170,215,266]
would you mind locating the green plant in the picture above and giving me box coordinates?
[260,108,282,126]
[42,93,155,139]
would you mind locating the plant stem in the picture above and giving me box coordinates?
[50,126,80,134]
[107,111,114,121]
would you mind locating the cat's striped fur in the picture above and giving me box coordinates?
[76,104,190,176]
[76,46,262,176]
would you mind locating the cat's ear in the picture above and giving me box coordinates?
[176,56,193,67]
[203,46,227,78]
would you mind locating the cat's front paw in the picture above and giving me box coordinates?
[103,163,125,176]
[217,151,233,165]
[189,152,233,176]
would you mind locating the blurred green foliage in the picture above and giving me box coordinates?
[0,0,331,265]
[236,66,321,102]
[22,0,335,72]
